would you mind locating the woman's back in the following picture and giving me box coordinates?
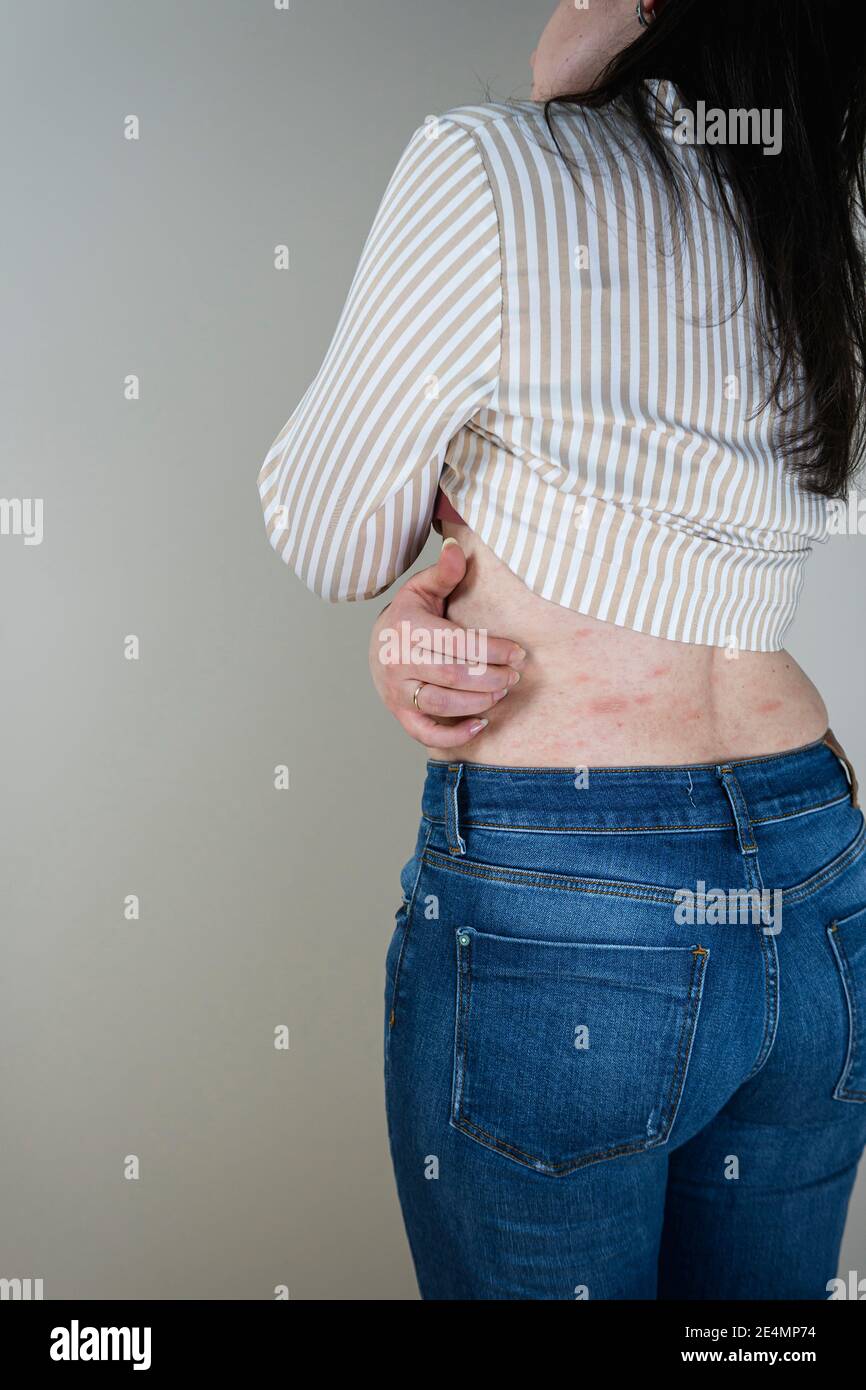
[434,91,828,655]
[432,517,828,765]
[432,91,829,766]
[258,87,830,763]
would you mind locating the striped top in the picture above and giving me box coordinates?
[257,81,829,651]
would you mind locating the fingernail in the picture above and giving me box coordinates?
[509,670,521,686]
[469,719,489,734]
[509,647,527,667]
[493,687,509,702]
[442,537,460,550]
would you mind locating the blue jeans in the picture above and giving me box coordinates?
[384,736,866,1300]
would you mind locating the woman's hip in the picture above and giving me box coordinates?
[385,736,866,1187]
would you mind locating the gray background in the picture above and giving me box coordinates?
[2,0,864,1300]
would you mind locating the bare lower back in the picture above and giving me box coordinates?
[425,522,829,768]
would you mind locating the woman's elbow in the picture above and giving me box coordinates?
[260,507,396,603]
[257,470,420,602]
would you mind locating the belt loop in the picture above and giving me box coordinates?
[823,727,860,809]
[716,763,758,858]
[444,763,466,857]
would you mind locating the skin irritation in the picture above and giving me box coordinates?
[426,521,828,766]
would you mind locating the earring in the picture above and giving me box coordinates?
[636,0,654,25]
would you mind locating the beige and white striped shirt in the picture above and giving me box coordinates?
[257,81,828,651]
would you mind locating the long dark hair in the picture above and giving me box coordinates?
[544,0,866,499]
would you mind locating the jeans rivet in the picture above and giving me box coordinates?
[458,932,471,946]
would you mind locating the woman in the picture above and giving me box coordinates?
[257,0,866,1299]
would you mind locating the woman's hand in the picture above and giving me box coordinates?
[368,538,526,749]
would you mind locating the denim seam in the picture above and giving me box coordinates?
[423,848,677,904]
[451,1117,649,1174]
[739,829,779,1085]
[650,947,709,1146]
[743,929,779,1083]
[423,812,733,833]
[782,818,866,904]
[828,925,866,1101]
[423,819,866,907]
[388,820,434,1031]
[717,767,781,1084]
[420,791,848,835]
[453,931,472,1119]
[752,794,851,826]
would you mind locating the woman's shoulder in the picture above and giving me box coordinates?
[435,99,563,144]
[435,96,642,167]
[436,100,544,132]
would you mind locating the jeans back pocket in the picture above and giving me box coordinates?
[828,905,866,1102]
[451,926,709,1176]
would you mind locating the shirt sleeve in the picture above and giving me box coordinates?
[256,116,502,601]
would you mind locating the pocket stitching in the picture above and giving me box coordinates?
[650,946,709,1145]
[828,920,866,1101]
[424,847,675,906]
[450,930,709,1176]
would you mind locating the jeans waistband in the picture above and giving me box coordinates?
[422,733,857,842]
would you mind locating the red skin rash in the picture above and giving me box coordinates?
[570,671,778,722]
[587,696,632,717]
